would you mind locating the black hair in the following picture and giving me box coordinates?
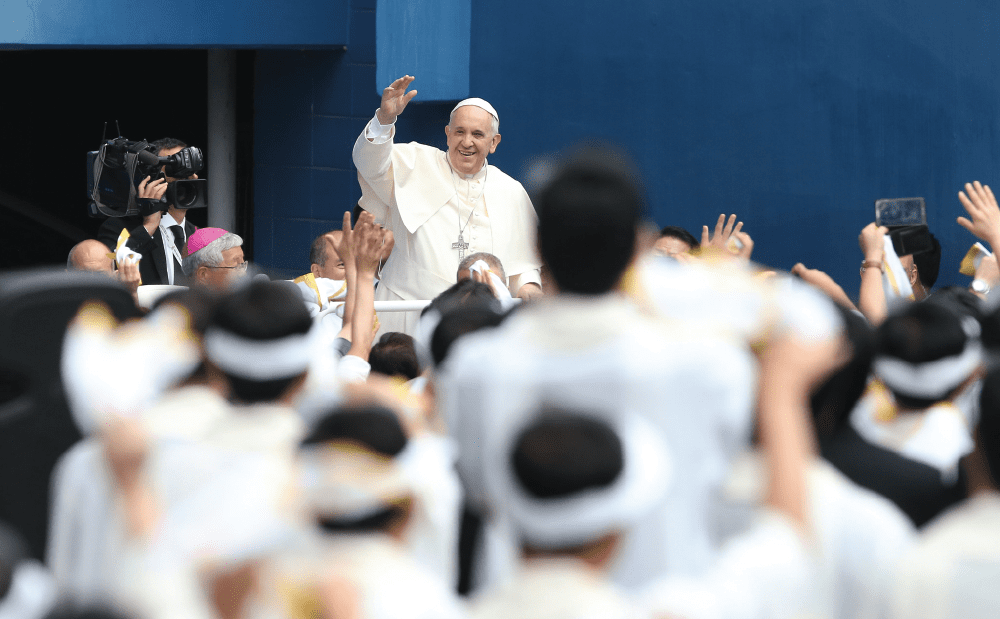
[977,368,1000,488]
[511,410,623,499]
[911,232,942,289]
[149,137,187,155]
[535,147,644,295]
[152,286,220,336]
[316,504,408,535]
[876,301,970,408]
[302,404,408,457]
[421,279,501,318]
[810,307,876,435]
[430,305,505,368]
[44,605,134,619]
[658,225,698,249]
[309,230,340,267]
[369,332,420,380]
[209,280,312,404]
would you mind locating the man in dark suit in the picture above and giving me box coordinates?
[97,138,199,286]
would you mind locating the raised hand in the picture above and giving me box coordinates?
[376,75,418,125]
[858,222,887,262]
[333,211,357,270]
[701,213,753,261]
[353,212,385,276]
[958,181,1000,250]
[117,256,142,300]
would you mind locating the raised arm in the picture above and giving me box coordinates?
[347,213,393,360]
[335,211,358,342]
[856,223,888,325]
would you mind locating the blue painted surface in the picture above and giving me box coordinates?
[376,0,470,101]
[254,28,377,276]
[467,0,1000,291]
[0,0,350,47]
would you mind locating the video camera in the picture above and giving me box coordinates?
[87,136,208,218]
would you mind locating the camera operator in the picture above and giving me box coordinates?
[97,138,199,286]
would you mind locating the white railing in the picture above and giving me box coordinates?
[316,299,434,319]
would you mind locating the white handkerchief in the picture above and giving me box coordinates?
[882,235,914,301]
[113,228,142,267]
[470,260,516,310]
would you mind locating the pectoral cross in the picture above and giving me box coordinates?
[452,234,469,260]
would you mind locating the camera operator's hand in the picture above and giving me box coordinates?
[138,175,168,201]
[138,176,168,236]
[377,75,418,125]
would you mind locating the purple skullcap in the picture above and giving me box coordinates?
[187,227,228,255]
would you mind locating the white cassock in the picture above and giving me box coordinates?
[890,491,1000,619]
[471,557,650,619]
[437,293,759,591]
[717,452,914,619]
[352,113,542,336]
[438,257,841,592]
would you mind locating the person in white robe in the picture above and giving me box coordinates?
[352,75,542,336]
[437,155,842,592]
[889,368,1000,619]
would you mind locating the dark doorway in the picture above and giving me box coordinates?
[0,49,255,269]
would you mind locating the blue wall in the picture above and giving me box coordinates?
[248,0,1000,290]
[467,0,1000,291]
[0,0,350,47]
[252,38,375,277]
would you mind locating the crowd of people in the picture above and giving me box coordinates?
[6,76,1000,619]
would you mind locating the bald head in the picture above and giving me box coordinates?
[68,239,114,273]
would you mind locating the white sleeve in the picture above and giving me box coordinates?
[337,354,371,383]
[641,510,813,619]
[507,269,542,295]
[364,112,395,144]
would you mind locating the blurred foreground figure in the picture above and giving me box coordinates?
[889,367,1000,619]
[438,148,843,595]
[266,401,466,619]
[846,301,983,525]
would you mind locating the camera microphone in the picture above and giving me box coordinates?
[134,149,160,167]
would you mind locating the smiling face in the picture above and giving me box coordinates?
[445,106,500,176]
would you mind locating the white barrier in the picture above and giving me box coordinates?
[316,299,433,320]
[315,298,520,320]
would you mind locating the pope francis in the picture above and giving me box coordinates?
[353,75,543,336]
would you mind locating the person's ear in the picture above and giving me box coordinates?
[196,265,211,283]
[444,124,452,140]
[489,132,501,153]
[310,263,323,278]
[909,266,919,286]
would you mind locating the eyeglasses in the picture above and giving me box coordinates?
[207,262,249,273]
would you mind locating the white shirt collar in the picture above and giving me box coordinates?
[161,211,183,229]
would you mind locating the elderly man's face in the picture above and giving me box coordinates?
[315,232,346,281]
[445,106,500,176]
[197,245,245,291]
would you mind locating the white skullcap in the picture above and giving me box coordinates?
[452,98,499,123]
